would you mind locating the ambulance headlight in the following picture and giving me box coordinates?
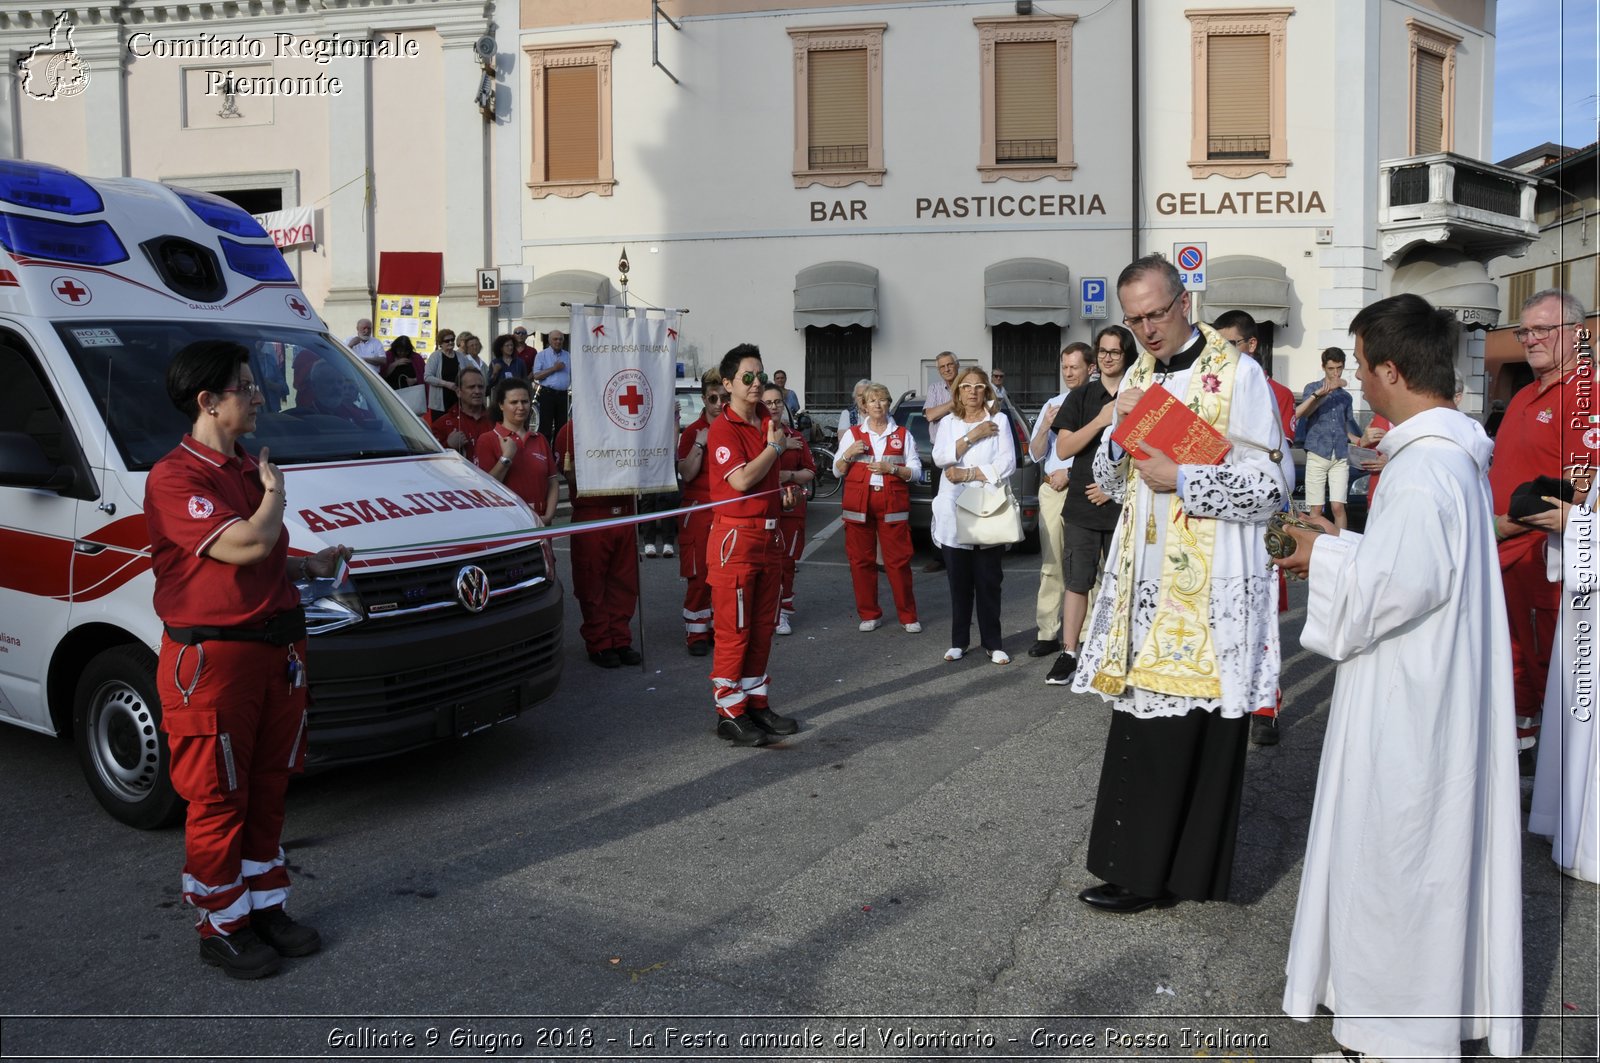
[298,571,365,635]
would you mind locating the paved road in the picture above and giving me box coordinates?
[1,499,1594,1061]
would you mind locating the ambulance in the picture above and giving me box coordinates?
[0,161,565,828]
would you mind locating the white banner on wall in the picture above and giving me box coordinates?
[252,206,317,249]
[570,305,681,497]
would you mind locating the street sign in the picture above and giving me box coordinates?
[1080,276,1108,320]
[476,267,501,308]
[1173,242,1207,291]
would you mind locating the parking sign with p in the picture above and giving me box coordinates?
[1173,243,1207,291]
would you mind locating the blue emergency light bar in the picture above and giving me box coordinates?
[219,236,294,282]
[0,212,128,265]
[0,160,104,216]
[175,188,269,239]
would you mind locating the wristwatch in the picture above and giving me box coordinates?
[498,456,512,466]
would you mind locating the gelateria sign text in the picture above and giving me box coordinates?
[1155,190,1327,215]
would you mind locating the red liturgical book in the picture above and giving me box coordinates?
[1110,384,1232,465]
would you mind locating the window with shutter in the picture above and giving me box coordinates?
[525,41,616,199]
[1407,20,1459,155]
[974,16,1076,182]
[804,326,873,411]
[1507,271,1535,318]
[789,26,886,188]
[989,324,1062,411]
[1186,10,1292,178]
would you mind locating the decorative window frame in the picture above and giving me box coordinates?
[1185,7,1293,179]
[525,40,617,199]
[974,15,1077,183]
[788,24,887,189]
[1407,18,1459,155]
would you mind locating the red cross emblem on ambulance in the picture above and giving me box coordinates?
[52,276,90,305]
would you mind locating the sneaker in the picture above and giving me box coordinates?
[643,543,657,558]
[1249,714,1279,746]
[716,715,773,747]
[746,706,799,735]
[199,927,282,979]
[662,543,675,558]
[903,621,922,633]
[775,615,793,636]
[989,649,1011,665]
[859,618,881,632]
[1045,652,1077,685]
[687,640,710,658]
[615,646,643,666]
[1027,638,1062,658]
[251,907,322,957]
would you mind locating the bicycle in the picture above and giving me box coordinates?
[808,446,842,500]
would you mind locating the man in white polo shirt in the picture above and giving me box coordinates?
[1027,343,1090,658]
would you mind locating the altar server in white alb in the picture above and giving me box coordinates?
[1525,479,1600,884]
[1072,255,1292,914]
[1273,293,1522,1063]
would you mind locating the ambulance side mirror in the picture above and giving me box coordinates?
[0,432,75,491]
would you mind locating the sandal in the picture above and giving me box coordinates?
[989,649,1011,665]
[943,647,965,662]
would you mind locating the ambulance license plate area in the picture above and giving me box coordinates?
[452,687,522,736]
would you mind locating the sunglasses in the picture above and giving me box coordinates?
[739,371,768,386]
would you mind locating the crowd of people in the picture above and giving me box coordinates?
[154,275,1593,1063]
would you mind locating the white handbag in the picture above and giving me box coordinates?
[954,481,1023,546]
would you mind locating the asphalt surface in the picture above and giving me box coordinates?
[0,497,1594,1061]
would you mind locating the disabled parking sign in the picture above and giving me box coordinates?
[1080,277,1108,320]
[1173,242,1207,291]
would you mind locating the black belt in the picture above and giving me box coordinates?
[165,608,306,647]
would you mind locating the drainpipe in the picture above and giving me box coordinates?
[1130,0,1141,264]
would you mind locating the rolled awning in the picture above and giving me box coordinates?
[1203,255,1293,326]
[794,261,879,329]
[984,257,1071,327]
[526,269,615,331]
[1389,250,1501,329]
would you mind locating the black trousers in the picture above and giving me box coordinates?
[637,490,681,543]
[1086,707,1249,901]
[942,544,1004,652]
[537,387,569,443]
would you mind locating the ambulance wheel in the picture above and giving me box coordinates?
[73,645,183,830]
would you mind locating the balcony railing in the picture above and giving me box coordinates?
[996,138,1058,164]
[809,144,868,170]
[1377,152,1540,262]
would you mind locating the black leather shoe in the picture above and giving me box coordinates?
[687,641,710,657]
[588,649,621,668]
[1027,638,1061,658]
[746,706,799,736]
[199,927,282,979]
[1249,714,1279,746]
[615,646,643,666]
[1076,883,1178,914]
[921,557,945,572]
[716,715,772,747]
[251,907,322,957]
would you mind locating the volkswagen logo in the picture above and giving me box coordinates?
[455,565,491,613]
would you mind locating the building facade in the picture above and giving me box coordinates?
[3,0,1542,419]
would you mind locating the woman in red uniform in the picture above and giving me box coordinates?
[146,340,350,979]
[762,383,816,635]
[834,382,921,633]
[676,370,726,655]
[475,377,558,523]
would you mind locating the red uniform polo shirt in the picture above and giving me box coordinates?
[553,421,634,513]
[1268,378,1297,440]
[145,436,299,629]
[678,413,714,502]
[778,425,816,519]
[1489,362,1600,569]
[475,426,554,511]
[707,404,779,520]
[433,406,494,453]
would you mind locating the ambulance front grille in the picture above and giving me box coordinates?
[351,544,546,626]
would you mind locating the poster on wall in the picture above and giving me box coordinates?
[373,252,443,356]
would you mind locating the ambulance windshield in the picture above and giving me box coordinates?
[55,321,441,471]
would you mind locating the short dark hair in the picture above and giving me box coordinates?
[1093,324,1136,359]
[1062,341,1093,364]
[1348,294,1459,401]
[457,365,486,387]
[1321,346,1347,366]
[1116,254,1184,302]
[167,340,250,422]
[493,333,517,358]
[493,376,533,408]
[1211,309,1258,345]
[389,335,415,358]
[719,343,762,383]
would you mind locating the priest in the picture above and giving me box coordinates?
[1071,256,1292,913]
[1273,293,1522,1062]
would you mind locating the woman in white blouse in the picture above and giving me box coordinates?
[931,366,1017,664]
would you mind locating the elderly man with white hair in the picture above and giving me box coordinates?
[346,319,385,370]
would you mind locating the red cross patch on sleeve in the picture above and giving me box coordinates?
[187,496,215,519]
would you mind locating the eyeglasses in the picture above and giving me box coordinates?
[513,330,528,336]
[1513,323,1575,342]
[739,371,768,386]
[957,383,987,392]
[1122,291,1183,329]
[1096,346,1125,357]
[705,393,727,404]
[221,380,259,396]
[992,375,1005,381]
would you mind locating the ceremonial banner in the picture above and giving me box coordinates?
[570,305,680,496]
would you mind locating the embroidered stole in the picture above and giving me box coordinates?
[1091,324,1239,698]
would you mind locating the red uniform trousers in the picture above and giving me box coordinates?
[1504,544,1558,747]
[570,502,640,653]
[679,507,713,648]
[844,490,917,624]
[158,636,308,938]
[778,516,805,615]
[708,517,782,719]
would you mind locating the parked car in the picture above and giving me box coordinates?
[889,392,1040,551]
[1290,446,1370,534]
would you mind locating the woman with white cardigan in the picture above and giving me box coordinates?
[931,365,1016,664]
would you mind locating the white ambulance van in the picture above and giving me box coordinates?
[0,161,564,827]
